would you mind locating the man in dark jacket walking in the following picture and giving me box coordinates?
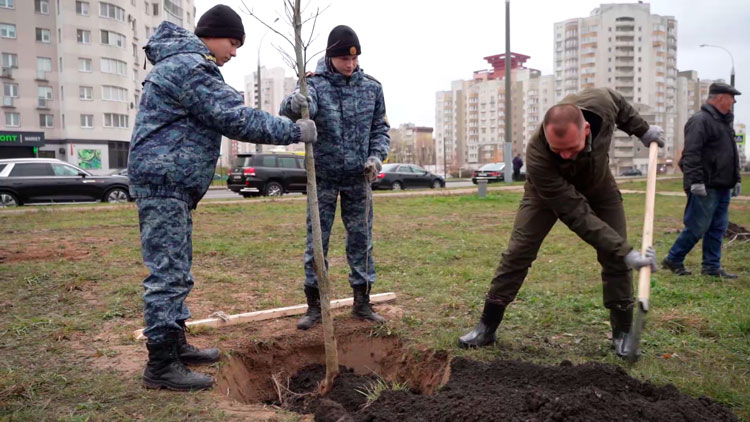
[280,25,390,330]
[458,88,661,358]
[129,5,317,391]
[512,154,523,181]
[662,82,742,278]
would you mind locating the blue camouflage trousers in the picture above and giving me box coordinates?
[304,176,374,288]
[137,197,193,342]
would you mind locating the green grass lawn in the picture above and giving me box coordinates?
[618,173,750,193]
[1,187,748,421]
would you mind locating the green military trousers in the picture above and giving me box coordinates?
[486,183,634,310]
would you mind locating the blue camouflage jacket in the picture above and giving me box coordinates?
[128,22,302,208]
[280,58,389,180]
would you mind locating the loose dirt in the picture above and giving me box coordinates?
[216,316,738,422]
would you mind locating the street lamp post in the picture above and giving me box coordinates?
[503,0,513,184]
[700,44,735,88]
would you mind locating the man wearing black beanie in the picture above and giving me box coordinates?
[194,4,246,66]
[280,25,390,331]
[129,5,317,392]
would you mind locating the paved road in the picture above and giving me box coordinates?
[203,179,479,200]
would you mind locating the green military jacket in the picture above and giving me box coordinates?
[525,87,650,257]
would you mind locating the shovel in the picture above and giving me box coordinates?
[624,141,659,362]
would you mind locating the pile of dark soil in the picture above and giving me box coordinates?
[284,358,738,422]
[725,222,750,241]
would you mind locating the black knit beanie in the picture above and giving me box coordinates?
[195,5,245,46]
[326,25,360,57]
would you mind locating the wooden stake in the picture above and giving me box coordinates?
[132,292,396,340]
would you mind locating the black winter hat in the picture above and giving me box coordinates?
[709,82,741,96]
[195,5,245,46]
[326,25,360,57]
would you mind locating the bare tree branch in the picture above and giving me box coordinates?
[238,0,296,51]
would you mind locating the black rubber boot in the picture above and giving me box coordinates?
[458,300,506,348]
[297,286,322,330]
[143,332,214,391]
[610,306,634,359]
[176,320,220,365]
[352,284,386,323]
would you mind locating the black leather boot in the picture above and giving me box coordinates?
[610,305,634,358]
[458,300,506,348]
[297,286,322,330]
[176,320,220,364]
[143,332,214,391]
[352,284,386,323]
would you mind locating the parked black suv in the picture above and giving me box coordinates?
[0,158,131,207]
[227,152,307,197]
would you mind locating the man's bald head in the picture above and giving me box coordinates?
[542,104,590,160]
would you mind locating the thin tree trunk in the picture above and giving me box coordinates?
[292,0,338,395]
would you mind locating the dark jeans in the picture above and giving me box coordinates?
[666,188,731,271]
[486,185,633,310]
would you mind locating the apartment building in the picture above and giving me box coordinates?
[218,66,297,169]
[553,3,678,174]
[434,53,554,174]
[0,0,194,173]
[388,123,434,167]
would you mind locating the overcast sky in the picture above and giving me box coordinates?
[196,0,749,135]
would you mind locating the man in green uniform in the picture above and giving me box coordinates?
[458,88,662,358]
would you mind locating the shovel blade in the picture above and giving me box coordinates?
[624,299,648,362]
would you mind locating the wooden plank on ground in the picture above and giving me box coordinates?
[133,292,397,340]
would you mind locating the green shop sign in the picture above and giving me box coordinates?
[0,131,45,147]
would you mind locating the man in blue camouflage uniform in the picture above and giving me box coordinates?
[280,25,390,330]
[128,5,317,391]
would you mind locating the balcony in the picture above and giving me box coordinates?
[35,71,48,81]
[2,96,14,107]
[37,98,50,108]
[1,67,12,78]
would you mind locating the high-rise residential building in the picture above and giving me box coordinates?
[0,0,195,172]
[219,66,297,169]
[554,3,677,174]
[387,123,434,167]
[435,53,554,175]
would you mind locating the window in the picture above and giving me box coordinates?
[152,2,158,15]
[36,28,51,43]
[51,163,80,176]
[78,58,92,72]
[9,163,54,177]
[39,114,54,128]
[260,156,277,167]
[99,2,125,21]
[80,114,93,128]
[144,1,149,14]
[101,58,126,76]
[108,141,129,168]
[76,0,88,15]
[5,111,19,127]
[76,29,90,44]
[79,86,93,100]
[100,30,126,48]
[0,24,16,39]
[278,157,297,169]
[35,0,49,14]
[1,53,18,68]
[144,25,150,38]
[3,82,18,98]
[0,0,14,9]
[37,57,51,79]
[104,113,128,128]
[102,85,127,102]
[38,86,53,100]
